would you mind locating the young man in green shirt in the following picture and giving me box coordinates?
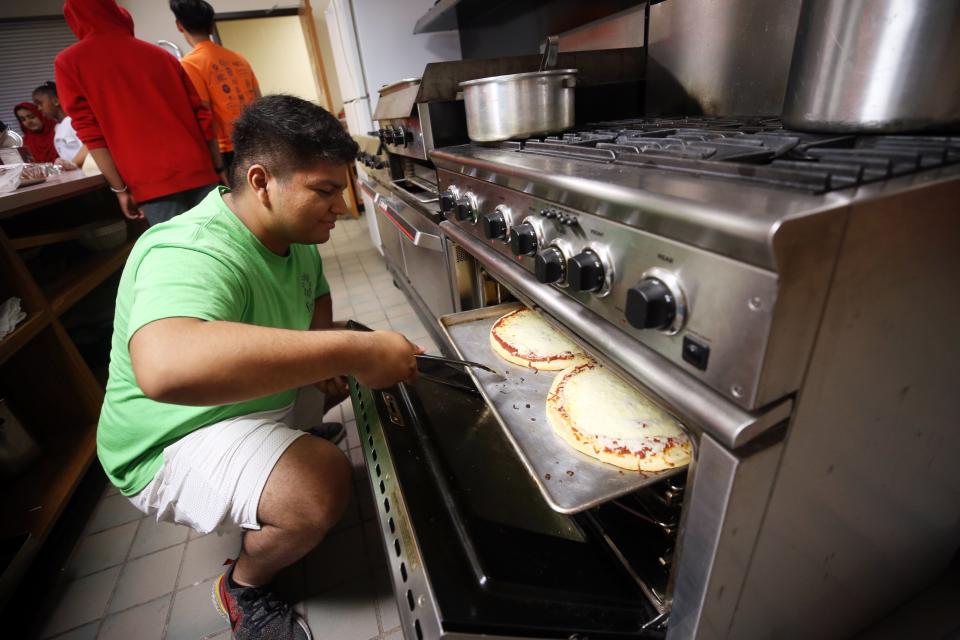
[98,95,421,640]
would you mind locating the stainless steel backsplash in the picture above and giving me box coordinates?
[646,0,803,116]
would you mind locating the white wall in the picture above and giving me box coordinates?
[350,0,460,101]
[118,0,286,56]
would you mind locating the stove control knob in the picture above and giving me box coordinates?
[567,250,605,292]
[455,192,478,222]
[625,278,676,330]
[393,126,407,147]
[439,188,459,214]
[509,223,538,256]
[535,246,566,283]
[482,210,507,240]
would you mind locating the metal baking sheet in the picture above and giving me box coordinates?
[439,302,687,514]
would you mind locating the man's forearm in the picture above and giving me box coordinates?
[89,147,124,189]
[131,318,375,406]
[72,146,89,167]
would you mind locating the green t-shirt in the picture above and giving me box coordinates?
[97,187,330,496]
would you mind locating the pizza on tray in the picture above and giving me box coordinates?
[546,361,692,472]
[489,307,590,371]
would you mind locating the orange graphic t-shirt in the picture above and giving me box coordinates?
[180,40,260,153]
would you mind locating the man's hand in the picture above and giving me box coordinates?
[116,190,144,220]
[352,331,423,389]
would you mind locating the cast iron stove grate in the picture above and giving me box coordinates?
[496,117,960,193]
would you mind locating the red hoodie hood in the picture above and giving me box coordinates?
[64,0,135,40]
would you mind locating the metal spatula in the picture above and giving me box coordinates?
[416,354,505,380]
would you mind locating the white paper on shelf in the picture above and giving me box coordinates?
[0,297,27,338]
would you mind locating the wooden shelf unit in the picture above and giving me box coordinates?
[0,179,139,606]
[0,310,51,366]
[47,240,135,315]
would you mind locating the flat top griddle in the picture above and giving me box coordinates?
[439,302,688,514]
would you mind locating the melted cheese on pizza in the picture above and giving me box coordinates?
[490,308,589,369]
[556,364,688,458]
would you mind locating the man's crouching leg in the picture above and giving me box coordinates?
[235,435,352,586]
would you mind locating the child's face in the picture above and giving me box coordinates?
[16,108,43,132]
[33,92,58,120]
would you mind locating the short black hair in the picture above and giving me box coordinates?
[33,81,57,98]
[169,0,214,34]
[230,95,359,189]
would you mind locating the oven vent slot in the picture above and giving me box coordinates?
[454,245,470,263]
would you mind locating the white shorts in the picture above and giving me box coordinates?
[128,387,327,534]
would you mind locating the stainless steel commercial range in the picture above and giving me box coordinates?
[348,115,960,639]
[359,76,468,341]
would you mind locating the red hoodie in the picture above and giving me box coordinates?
[55,0,218,202]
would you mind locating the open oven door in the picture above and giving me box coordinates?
[349,360,667,640]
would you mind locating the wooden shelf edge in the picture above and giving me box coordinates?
[10,228,83,251]
[0,310,51,366]
[0,421,98,543]
[0,422,98,607]
[51,241,134,316]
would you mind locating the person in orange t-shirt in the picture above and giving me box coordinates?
[170,0,260,175]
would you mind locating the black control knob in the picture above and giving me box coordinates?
[535,247,565,283]
[481,210,507,239]
[382,128,395,144]
[509,223,538,256]
[455,195,475,221]
[625,278,676,330]
[394,126,408,147]
[439,189,458,214]
[567,250,605,292]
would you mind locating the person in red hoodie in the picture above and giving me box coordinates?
[13,102,59,164]
[55,0,225,225]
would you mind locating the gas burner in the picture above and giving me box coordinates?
[493,117,960,193]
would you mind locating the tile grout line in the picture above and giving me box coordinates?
[94,514,143,638]
[160,521,193,640]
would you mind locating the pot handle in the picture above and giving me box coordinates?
[539,35,560,71]
[562,76,577,89]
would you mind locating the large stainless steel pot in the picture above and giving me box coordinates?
[459,69,577,142]
[783,0,960,133]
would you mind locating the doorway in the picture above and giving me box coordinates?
[215,10,327,107]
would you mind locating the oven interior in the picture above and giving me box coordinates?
[353,352,687,638]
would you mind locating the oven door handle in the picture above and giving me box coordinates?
[378,198,444,252]
[357,177,379,201]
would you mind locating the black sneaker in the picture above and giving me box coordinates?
[213,564,312,640]
[308,421,346,444]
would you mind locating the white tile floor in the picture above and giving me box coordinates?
[38,216,434,640]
